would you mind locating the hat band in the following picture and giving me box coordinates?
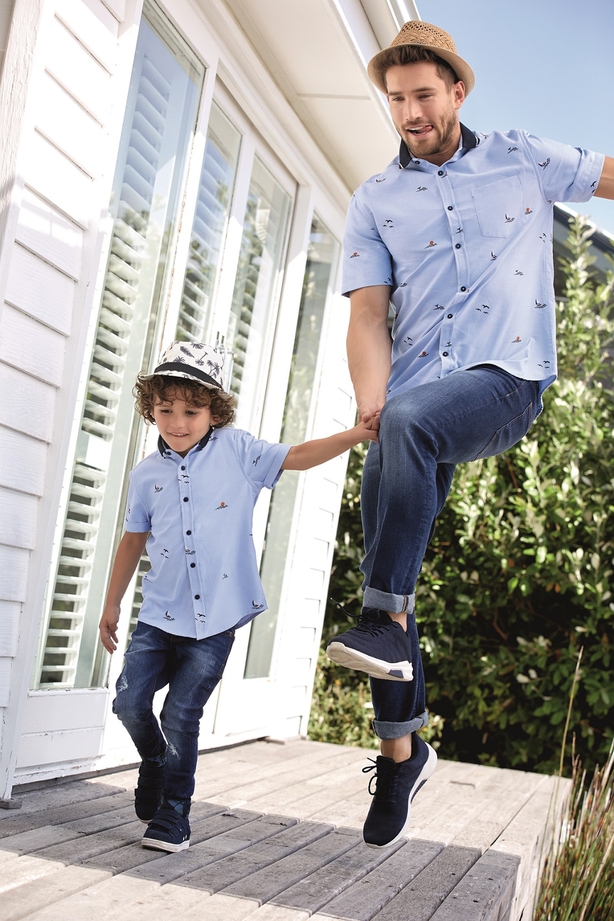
[153,360,222,389]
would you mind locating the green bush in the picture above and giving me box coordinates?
[310,218,614,774]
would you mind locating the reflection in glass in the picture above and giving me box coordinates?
[244,217,339,679]
[227,157,291,420]
[176,103,241,342]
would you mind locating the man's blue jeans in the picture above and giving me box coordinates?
[113,621,235,801]
[360,366,541,740]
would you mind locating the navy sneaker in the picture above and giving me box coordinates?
[362,735,437,848]
[326,610,413,681]
[142,799,191,852]
[134,757,165,823]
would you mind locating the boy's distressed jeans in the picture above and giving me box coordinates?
[113,620,235,801]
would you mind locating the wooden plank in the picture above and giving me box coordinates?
[46,16,112,124]
[5,242,75,335]
[0,484,39,550]
[16,188,83,280]
[0,428,47,495]
[0,823,86,856]
[54,0,119,72]
[372,845,482,921]
[0,855,66,896]
[0,363,55,442]
[179,821,335,893]
[222,828,360,903]
[0,601,20,658]
[0,304,66,387]
[313,839,443,921]
[0,657,12,707]
[24,131,94,228]
[131,812,298,885]
[0,790,131,836]
[6,776,128,815]
[430,850,519,921]
[0,546,29,605]
[36,73,103,178]
[0,865,111,921]
[268,837,405,915]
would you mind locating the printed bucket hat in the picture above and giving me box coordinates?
[144,341,225,390]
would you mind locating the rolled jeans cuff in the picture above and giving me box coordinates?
[363,588,415,616]
[373,711,429,740]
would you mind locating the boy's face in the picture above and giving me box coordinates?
[152,392,218,457]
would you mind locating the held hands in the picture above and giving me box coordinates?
[358,400,384,434]
[99,605,120,654]
[353,418,379,444]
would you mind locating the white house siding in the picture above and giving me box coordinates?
[0,0,396,796]
[0,0,141,799]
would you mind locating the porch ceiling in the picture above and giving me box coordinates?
[220,0,400,192]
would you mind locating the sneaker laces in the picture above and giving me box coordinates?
[363,758,399,805]
[329,598,390,637]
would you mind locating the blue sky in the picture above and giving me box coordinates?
[416,0,614,236]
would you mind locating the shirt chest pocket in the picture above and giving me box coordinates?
[471,176,523,238]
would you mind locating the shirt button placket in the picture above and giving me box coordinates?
[180,459,205,636]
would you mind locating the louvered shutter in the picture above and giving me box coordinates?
[34,13,203,689]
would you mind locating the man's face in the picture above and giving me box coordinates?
[386,61,465,166]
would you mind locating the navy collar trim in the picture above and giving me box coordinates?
[158,426,215,457]
[399,123,477,168]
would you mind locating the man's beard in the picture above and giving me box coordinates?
[402,108,458,159]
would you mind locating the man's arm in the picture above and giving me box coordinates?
[347,285,392,431]
[99,530,149,653]
[282,421,376,471]
[595,156,614,199]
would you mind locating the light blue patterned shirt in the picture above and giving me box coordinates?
[343,125,604,399]
[125,427,290,639]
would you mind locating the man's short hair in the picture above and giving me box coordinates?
[377,46,459,92]
[134,374,235,427]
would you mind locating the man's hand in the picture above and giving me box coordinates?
[99,605,120,654]
[358,399,384,432]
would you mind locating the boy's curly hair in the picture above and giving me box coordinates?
[134,374,235,427]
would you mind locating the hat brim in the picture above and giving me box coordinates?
[368,44,475,96]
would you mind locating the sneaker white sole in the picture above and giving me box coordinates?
[326,642,414,681]
[141,836,190,852]
[365,744,438,849]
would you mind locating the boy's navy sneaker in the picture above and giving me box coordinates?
[134,757,165,823]
[141,799,191,852]
[326,610,413,681]
[362,735,437,848]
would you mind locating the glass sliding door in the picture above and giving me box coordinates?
[227,157,291,424]
[33,6,203,690]
[244,216,339,678]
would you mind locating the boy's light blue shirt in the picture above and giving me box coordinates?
[343,125,604,400]
[125,427,291,639]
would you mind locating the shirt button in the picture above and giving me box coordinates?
[447,205,453,211]
[442,351,449,356]
[183,497,189,502]
[460,286,467,292]
[181,465,186,470]
[447,313,453,319]
[194,594,200,600]
[438,170,444,176]
[186,530,192,535]
[455,243,461,249]
[190,563,196,568]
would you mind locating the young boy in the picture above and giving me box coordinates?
[99,340,375,853]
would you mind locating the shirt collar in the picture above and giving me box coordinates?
[399,123,477,169]
[158,426,215,458]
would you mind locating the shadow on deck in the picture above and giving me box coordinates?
[0,739,568,921]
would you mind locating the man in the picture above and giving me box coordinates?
[326,20,614,849]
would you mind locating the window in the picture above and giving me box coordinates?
[244,216,339,678]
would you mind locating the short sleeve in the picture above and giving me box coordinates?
[521,132,604,204]
[124,472,151,532]
[234,431,291,490]
[342,191,393,296]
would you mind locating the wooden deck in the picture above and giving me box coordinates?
[0,739,566,921]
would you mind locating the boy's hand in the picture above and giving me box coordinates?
[358,400,383,433]
[99,606,120,654]
[353,419,379,443]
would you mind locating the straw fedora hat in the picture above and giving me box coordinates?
[144,340,225,390]
[368,21,475,96]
